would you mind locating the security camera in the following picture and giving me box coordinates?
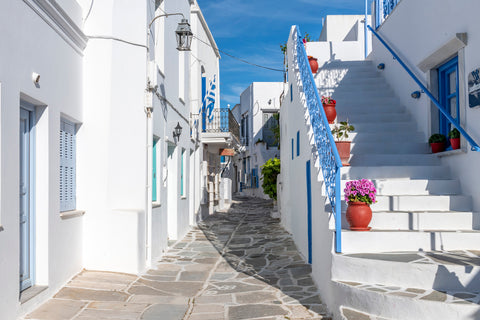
[32,72,40,84]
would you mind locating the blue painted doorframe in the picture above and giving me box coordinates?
[306,160,312,264]
[20,106,35,291]
[438,56,459,138]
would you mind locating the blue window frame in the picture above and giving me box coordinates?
[297,130,300,157]
[438,56,459,138]
[180,148,185,196]
[290,84,293,102]
[291,138,294,160]
[152,138,158,202]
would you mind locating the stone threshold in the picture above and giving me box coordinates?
[20,285,48,304]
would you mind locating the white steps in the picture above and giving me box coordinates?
[312,60,479,319]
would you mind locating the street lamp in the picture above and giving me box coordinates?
[173,122,183,141]
[175,19,193,51]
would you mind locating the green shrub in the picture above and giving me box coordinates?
[261,158,281,200]
[428,133,446,143]
[448,128,460,139]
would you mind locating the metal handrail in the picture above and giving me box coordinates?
[293,26,343,252]
[368,25,480,152]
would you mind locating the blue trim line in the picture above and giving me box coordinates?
[367,25,480,152]
[306,160,312,264]
[291,138,294,160]
[296,131,300,157]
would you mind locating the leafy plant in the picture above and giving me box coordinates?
[331,121,355,141]
[448,128,460,139]
[344,179,377,205]
[261,158,281,200]
[304,32,312,42]
[428,133,446,143]
[272,113,280,147]
[321,95,336,105]
[280,42,287,54]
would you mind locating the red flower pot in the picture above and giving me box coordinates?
[335,141,351,166]
[346,201,372,231]
[450,138,460,150]
[322,103,336,123]
[430,142,446,153]
[308,56,318,73]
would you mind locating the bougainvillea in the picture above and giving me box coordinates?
[344,179,377,205]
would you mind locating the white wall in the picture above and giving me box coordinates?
[236,82,284,199]
[368,0,480,222]
[0,0,85,318]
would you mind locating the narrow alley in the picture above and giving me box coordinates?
[25,197,331,320]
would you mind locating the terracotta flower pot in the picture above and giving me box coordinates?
[308,56,318,73]
[346,201,372,231]
[430,142,446,153]
[322,103,336,123]
[335,141,351,166]
[450,138,460,150]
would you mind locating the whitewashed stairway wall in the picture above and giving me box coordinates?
[314,61,480,320]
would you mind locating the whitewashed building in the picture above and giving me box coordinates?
[0,0,220,318]
[280,5,480,319]
[234,82,284,199]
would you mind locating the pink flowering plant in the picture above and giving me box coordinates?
[344,179,377,205]
[321,95,336,105]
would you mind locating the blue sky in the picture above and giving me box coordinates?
[198,0,369,108]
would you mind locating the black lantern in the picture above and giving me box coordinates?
[173,122,183,140]
[175,19,193,51]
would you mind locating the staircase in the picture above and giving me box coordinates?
[316,60,480,319]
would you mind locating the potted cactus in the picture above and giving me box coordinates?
[331,121,355,166]
[448,128,460,150]
[429,133,447,153]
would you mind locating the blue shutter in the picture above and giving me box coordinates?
[297,130,300,157]
[152,138,157,202]
[60,119,76,212]
[180,148,184,196]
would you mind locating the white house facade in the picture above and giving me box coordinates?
[279,5,480,319]
[0,0,220,318]
[234,82,284,199]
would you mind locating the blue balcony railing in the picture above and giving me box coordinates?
[375,0,400,29]
[293,26,343,253]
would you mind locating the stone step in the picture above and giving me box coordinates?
[331,83,390,92]
[350,121,418,133]
[332,251,480,292]
[321,178,460,196]
[349,141,429,154]
[340,229,480,253]
[336,112,412,123]
[348,132,425,143]
[326,195,472,217]
[335,104,406,113]
[340,210,474,230]
[335,96,399,105]
[340,165,450,180]
[333,89,395,99]
[349,153,440,166]
[316,76,382,87]
[332,280,480,320]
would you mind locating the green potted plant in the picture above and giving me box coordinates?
[331,121,355,166]
[321,95,337,123]
[428,133,447,153]
[448,128,460,150]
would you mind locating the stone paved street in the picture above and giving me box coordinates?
[25,197,331,320]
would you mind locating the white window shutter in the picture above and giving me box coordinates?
[60,119,76,212]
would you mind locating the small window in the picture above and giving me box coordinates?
[297,130,300,157]
[152,137,159,202]
[60,119,76,212]
[180,148,185,197]
[291,138,294,160]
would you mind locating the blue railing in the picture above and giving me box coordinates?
[375,0,400,29]
[368,25,480,152]
[294,27,343,252]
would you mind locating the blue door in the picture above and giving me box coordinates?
[438,57,459,138]
[306,160,312,264]
[20,107,34,291]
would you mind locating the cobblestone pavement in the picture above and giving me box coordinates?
[25,197,331,320]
